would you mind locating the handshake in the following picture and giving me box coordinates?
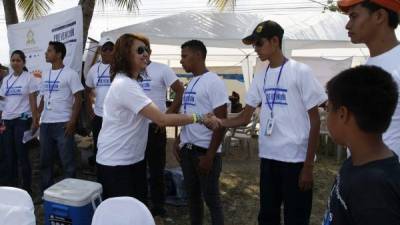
[201,113,225,130]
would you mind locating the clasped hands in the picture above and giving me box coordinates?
[202,113,223,130]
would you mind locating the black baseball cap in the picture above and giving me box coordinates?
[242,20,284,45]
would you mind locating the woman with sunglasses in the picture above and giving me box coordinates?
[96,33,209,204]
[85,37,115,167]
[0,50,39,193]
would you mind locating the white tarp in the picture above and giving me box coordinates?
[101,11,365,50]
[293,56,353,85]
[254,57,353,88]
[7,6,83,74]
[99,11,396,92]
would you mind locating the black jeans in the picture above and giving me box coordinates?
[258,158,312,225]
[89,115,103,165]
[180,144,224,225]
[2,118,32,193]
[97,160,147,205]
[145,123,167,215]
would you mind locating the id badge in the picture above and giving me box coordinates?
[46,101,52,110]
[265,117,275,136]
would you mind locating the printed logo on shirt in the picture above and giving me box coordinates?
[264,88,288,105]
[97,77,111,87]
[5,86,23,96]
[42,81,60,92]
[183,91,196,106]
[139,79,151,91]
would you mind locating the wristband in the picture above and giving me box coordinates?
[192,113,197,123]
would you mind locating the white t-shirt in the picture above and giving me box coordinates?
[366,44,400,155]
[96,74,152,166]
[40,66,84,123]
[246,59,327,162]
[85,62,111,117]
[180,72,229,153]
[0,71,39,120]
[139,61,178,113]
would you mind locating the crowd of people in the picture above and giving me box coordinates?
[0,0,399,224]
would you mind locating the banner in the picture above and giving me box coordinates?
[7,6,83,75]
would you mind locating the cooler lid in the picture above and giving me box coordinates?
[44,178,102,207]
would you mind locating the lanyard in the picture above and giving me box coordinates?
[263,59,287,118]
[96,64,110,87]
[48,67,64,100]
[5,73,20,96]
[183,76,202,114]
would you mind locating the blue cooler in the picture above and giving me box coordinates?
[43,178,102,225]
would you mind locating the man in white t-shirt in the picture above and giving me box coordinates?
[206,21,327,225]
[85,36,114,167]
[139,40,184,217]
[38,41,84,191]
[174,40,228,225]
[337,0,400,155]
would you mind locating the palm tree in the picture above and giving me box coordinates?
[3,0,54,25]
[2,0,235,47]
[2,0,140,48]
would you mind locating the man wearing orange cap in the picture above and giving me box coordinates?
[338,0,400,155]
[320,1,400,225]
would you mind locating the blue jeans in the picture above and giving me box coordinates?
[40,122,76,191]
[2,118,32,193]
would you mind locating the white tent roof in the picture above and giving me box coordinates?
[102,11,364,50]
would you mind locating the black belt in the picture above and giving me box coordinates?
[183,143,208,154]
[149,123,158,129]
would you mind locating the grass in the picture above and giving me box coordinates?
[31,136,341,225]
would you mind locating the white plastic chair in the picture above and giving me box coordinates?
[222,111,259,157]
[0,186,35,225]
[91,197,155,225]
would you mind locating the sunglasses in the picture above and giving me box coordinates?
[101,45,114,52]
[136,46,150,55]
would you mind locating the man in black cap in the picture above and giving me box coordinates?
[206,20,327,225]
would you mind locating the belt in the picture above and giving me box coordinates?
[183,143,208,154]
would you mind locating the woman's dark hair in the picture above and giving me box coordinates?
[11,50,28,72]
[110,33,150,81]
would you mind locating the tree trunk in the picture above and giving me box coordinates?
[79,0,96,50]
[3,0,19,26]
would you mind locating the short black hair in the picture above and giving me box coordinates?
[181,40,207,59]
[326,65,398,134]
[49,41,66,60]
[361,1,399,29]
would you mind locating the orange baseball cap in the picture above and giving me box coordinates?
[338,0,400,13]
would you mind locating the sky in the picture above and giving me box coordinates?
[0,0,331,64]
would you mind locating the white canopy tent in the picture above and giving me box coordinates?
[98,11,393,90]
[102,11,362,49]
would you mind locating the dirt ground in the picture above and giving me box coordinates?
[31,135,341,225]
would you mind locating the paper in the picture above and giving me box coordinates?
[23,129,39,144]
